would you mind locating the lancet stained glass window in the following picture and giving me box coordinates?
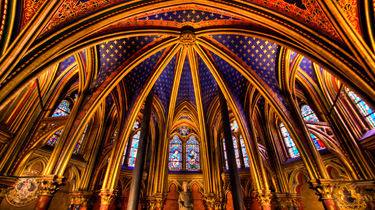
[223,136,241,169]
[186,136,200,171]
[310,133,326,150]
[46,129,63,147]
[280,123,300,158]
[169,136,182,171]
[347,88,375,128]
[301,105,319,122]
[239,135,250,167]
[73,124,89,154]
[128,131,140,167]
[52,100,72,117]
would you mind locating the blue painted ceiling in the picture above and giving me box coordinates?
[176,57,196,107]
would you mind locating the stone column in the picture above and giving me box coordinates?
[34,176,63,210]
[256,190,272,210]
[127,87,154,210]
[311,180,339,210]
[219,89,244,210]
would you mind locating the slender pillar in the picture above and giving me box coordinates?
[127,87,155,210]
[218,89,244,210]
[311,181,339,210]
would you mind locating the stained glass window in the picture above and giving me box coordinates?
[52,100,72,117]
[46,129,63,147]
[310,133,326,150]
[179,127,189,136]
[301,105,319,122]
[223,136,241,169]
[132,120,140,129]
[186,136,200,171]
[169,136,183,171]
[128,131,140,167]
[239,135,250,167]
[73,124,88,154]
[231,121,239,132]
[347,88,375,128]
[280,123,300,158]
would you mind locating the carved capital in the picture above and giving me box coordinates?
[311,179,335,200]
[152,193,166,208]
[70,191,92,206]
[255,190,272,206]
[203,194,216,208]
[99,189,116,205]
[36,175,64,196]
[180,30,196,46]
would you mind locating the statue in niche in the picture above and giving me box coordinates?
[178,182,193,210]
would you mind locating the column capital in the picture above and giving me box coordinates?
[310,179,336,200]
[99,189,116,205]
[70,191,93,206]
[255,189,272,207]
[274,193,299,209]
[203,194,216,208]
[154,193,167,208]
[36,175,64,196]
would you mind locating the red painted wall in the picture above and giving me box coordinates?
[192,184,205,210]
[163,184,179,210]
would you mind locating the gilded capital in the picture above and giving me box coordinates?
[180,30,196,46]
[311,180,335,200]
[255,190,272,206]
[99,189,116,205]
[36,175,64,196]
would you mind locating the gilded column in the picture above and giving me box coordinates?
[311,180,339,210]
[34,175,64,210]
[99,190,116,210]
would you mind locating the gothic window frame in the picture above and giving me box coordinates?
[299,103,326,151]
[51,92,77,117]
[122,119,141,167]
[168,126,200,172]
[278,121,300,159]
[346,88,375,129]
[222,120,250,170]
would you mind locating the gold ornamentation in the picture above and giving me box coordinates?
[99,190,116,205]
[311,180,335,200]
[180,30,196,46]
[333,183,367,210]
[36,176,63,196]
[255,190,272,206]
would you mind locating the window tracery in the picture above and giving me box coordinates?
[186,136,200,171]
[300,104,326,150]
